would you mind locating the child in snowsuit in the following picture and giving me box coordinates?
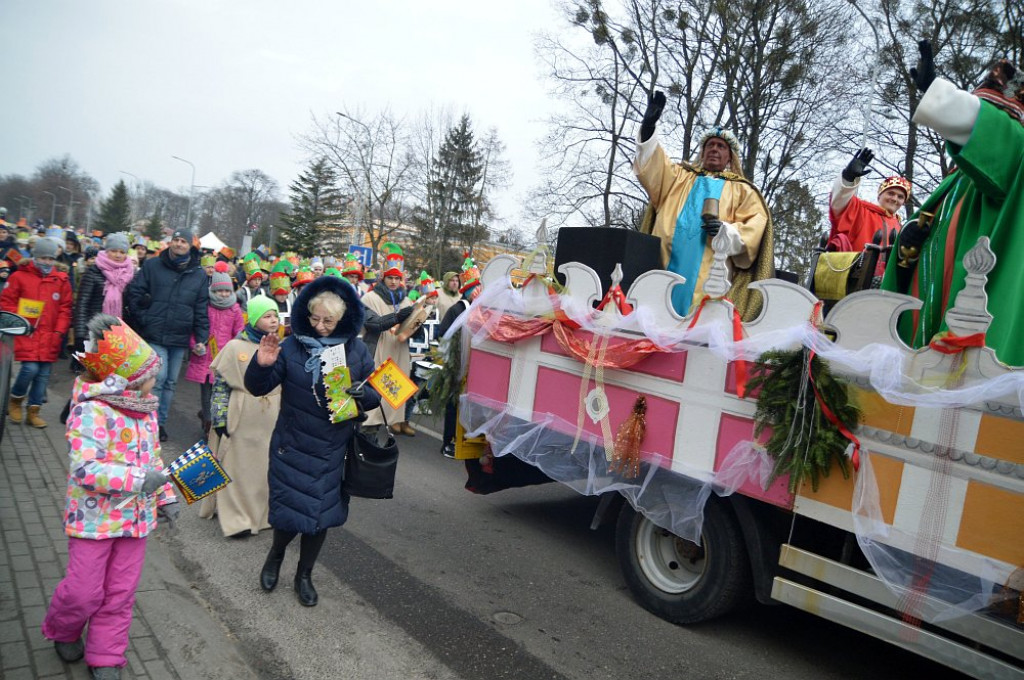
[185,265,244,435]
[198,296,281,537]
[41,315,181,680]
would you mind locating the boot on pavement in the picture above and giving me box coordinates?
[295,568,318,606]
[8,394,25,423]
[260,550,285,592]
[90,666,122,680]
[27,405,47,428]
[53,637,84,662]
[396,421,415,436]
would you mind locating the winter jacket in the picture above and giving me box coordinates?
[185,303,244,383]
[63,376,177,539]
[245,276,381,535]
[126,247,210,348]
[72,263,113,344]
[0,261,73,362]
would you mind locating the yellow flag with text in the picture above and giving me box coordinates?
[367,358,418,410]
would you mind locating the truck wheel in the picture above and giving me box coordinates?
[615,496,751,624]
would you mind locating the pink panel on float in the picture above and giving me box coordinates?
[724,361,760,398]
[539,331,686,382]
[466,350,512,403]
[716,413,793,509]
[533,366,678,463]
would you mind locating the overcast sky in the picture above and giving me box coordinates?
[2,0,563,230]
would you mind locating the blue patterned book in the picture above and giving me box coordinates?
[167,441,231,504]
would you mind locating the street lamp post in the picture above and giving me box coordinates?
[58,186,74,226]
[42,191,57,226]
[847,0,884,149]
[14,196,29,220]
[171,156,196,232]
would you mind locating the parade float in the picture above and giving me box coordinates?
[442,224,1024,679]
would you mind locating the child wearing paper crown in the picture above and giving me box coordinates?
[185,264,244,436]
[197,295,280,537]
[42,314,180,680]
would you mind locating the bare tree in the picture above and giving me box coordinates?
[301,108,416,266]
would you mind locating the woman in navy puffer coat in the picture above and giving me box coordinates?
[245,275,379,606]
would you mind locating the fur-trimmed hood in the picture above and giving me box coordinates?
[290,275,364,341]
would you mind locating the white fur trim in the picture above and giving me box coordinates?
[635,127,661,169]
[912,78,980,146]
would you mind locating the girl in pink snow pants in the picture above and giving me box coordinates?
[42,314,181,680]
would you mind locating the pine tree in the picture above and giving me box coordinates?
[144,206,163,240]
[277,159,344,256]
[94,180,132,234]
[412,115,485,276]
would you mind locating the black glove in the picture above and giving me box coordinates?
[898,219,929,251]
[639,91,666,142]
[910,40,936,93]
[141,468,168,494]
[158,502,181,532]
[396,306,414,322]
[701,217,722,237]
[214,425,229,439]
[345,384,365,400]
[842,148,874,182]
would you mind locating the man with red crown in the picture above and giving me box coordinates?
[827,147,910,254]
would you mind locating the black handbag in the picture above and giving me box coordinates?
[343,411,399,500]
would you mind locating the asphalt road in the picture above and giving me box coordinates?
[102,364,970,680]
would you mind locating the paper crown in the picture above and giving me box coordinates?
[242,257,263,278]
[381,242,404,277]
[459,254,481,293]
[218,246,236,260]
[269,272,291,295]
[341,254,364,280]
[324,267,344,278]
[76,320,160,383]
[418,270,437,298]
[878,176,911,198]
[293,266,315,287]
[200,254,216,268]
[271,259,294,276]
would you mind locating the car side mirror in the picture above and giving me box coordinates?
[0,311,30,336]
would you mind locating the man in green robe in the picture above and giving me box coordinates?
[882,46,1024,367]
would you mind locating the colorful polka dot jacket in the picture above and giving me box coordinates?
[63,376,177,539]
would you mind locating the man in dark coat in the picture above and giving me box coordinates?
[245,275,380,606]
[126,229,210,441]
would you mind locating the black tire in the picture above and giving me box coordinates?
[0,341,12,443]
[615,495,752,624]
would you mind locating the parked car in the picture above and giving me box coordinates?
[0,311,31,443]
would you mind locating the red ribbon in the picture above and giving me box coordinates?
[928,331,986,355]
[807,349,861,471]
[687,296,748,398]
[595,284,634,315]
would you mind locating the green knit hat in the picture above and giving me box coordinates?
[246,297,278,327]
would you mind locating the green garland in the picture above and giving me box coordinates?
[425,328,463,417]
[746,348,861,493]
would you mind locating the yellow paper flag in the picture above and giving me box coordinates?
[368,357,418,410]
[17,298,44,320]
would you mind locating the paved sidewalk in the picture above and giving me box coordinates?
[0,372,262,680]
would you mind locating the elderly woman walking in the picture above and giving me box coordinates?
[244,275,380,606]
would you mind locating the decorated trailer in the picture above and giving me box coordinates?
[449,231,1024,679]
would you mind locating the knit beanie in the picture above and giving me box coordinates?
[171,228,195,243]
[32,237,59,259]
[211,271,234,292]
[104,232,131,252]
[246,296,278,327]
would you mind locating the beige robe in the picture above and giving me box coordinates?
[198,337,280,536]
[361,289,414,426]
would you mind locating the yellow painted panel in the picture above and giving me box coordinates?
[974,414,1024,465]
[800,453,902,525]
[854,388,915,437]
[957,481,1024,567]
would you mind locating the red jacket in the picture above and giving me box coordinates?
[0,261,73,362]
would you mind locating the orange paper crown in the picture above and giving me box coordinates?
[76,321,160,382]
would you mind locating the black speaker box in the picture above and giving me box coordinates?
[554,227,663,296]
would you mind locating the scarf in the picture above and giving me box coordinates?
[239,324,266,343]
[96,390,159,419]
[34,261,53,275]
[372,281,406,310]
[209,290,237,309]
[172,252,191,270]
[94,251,136,317]
[294,333,346,389]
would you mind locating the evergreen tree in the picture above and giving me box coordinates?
[412,115,485,275]
[94,180,132,234]
[144,206,164,240]
[278,159,344,256]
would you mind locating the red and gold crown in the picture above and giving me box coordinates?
[76,320,160,383]
[342,254,364,280]
[878,176,911,199]
[269,272,291,295]
[293,266,315,288]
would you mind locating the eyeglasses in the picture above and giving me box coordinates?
[309,316,338,328]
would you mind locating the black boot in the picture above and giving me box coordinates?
[260,551,284,592]
[294,569,318,606]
